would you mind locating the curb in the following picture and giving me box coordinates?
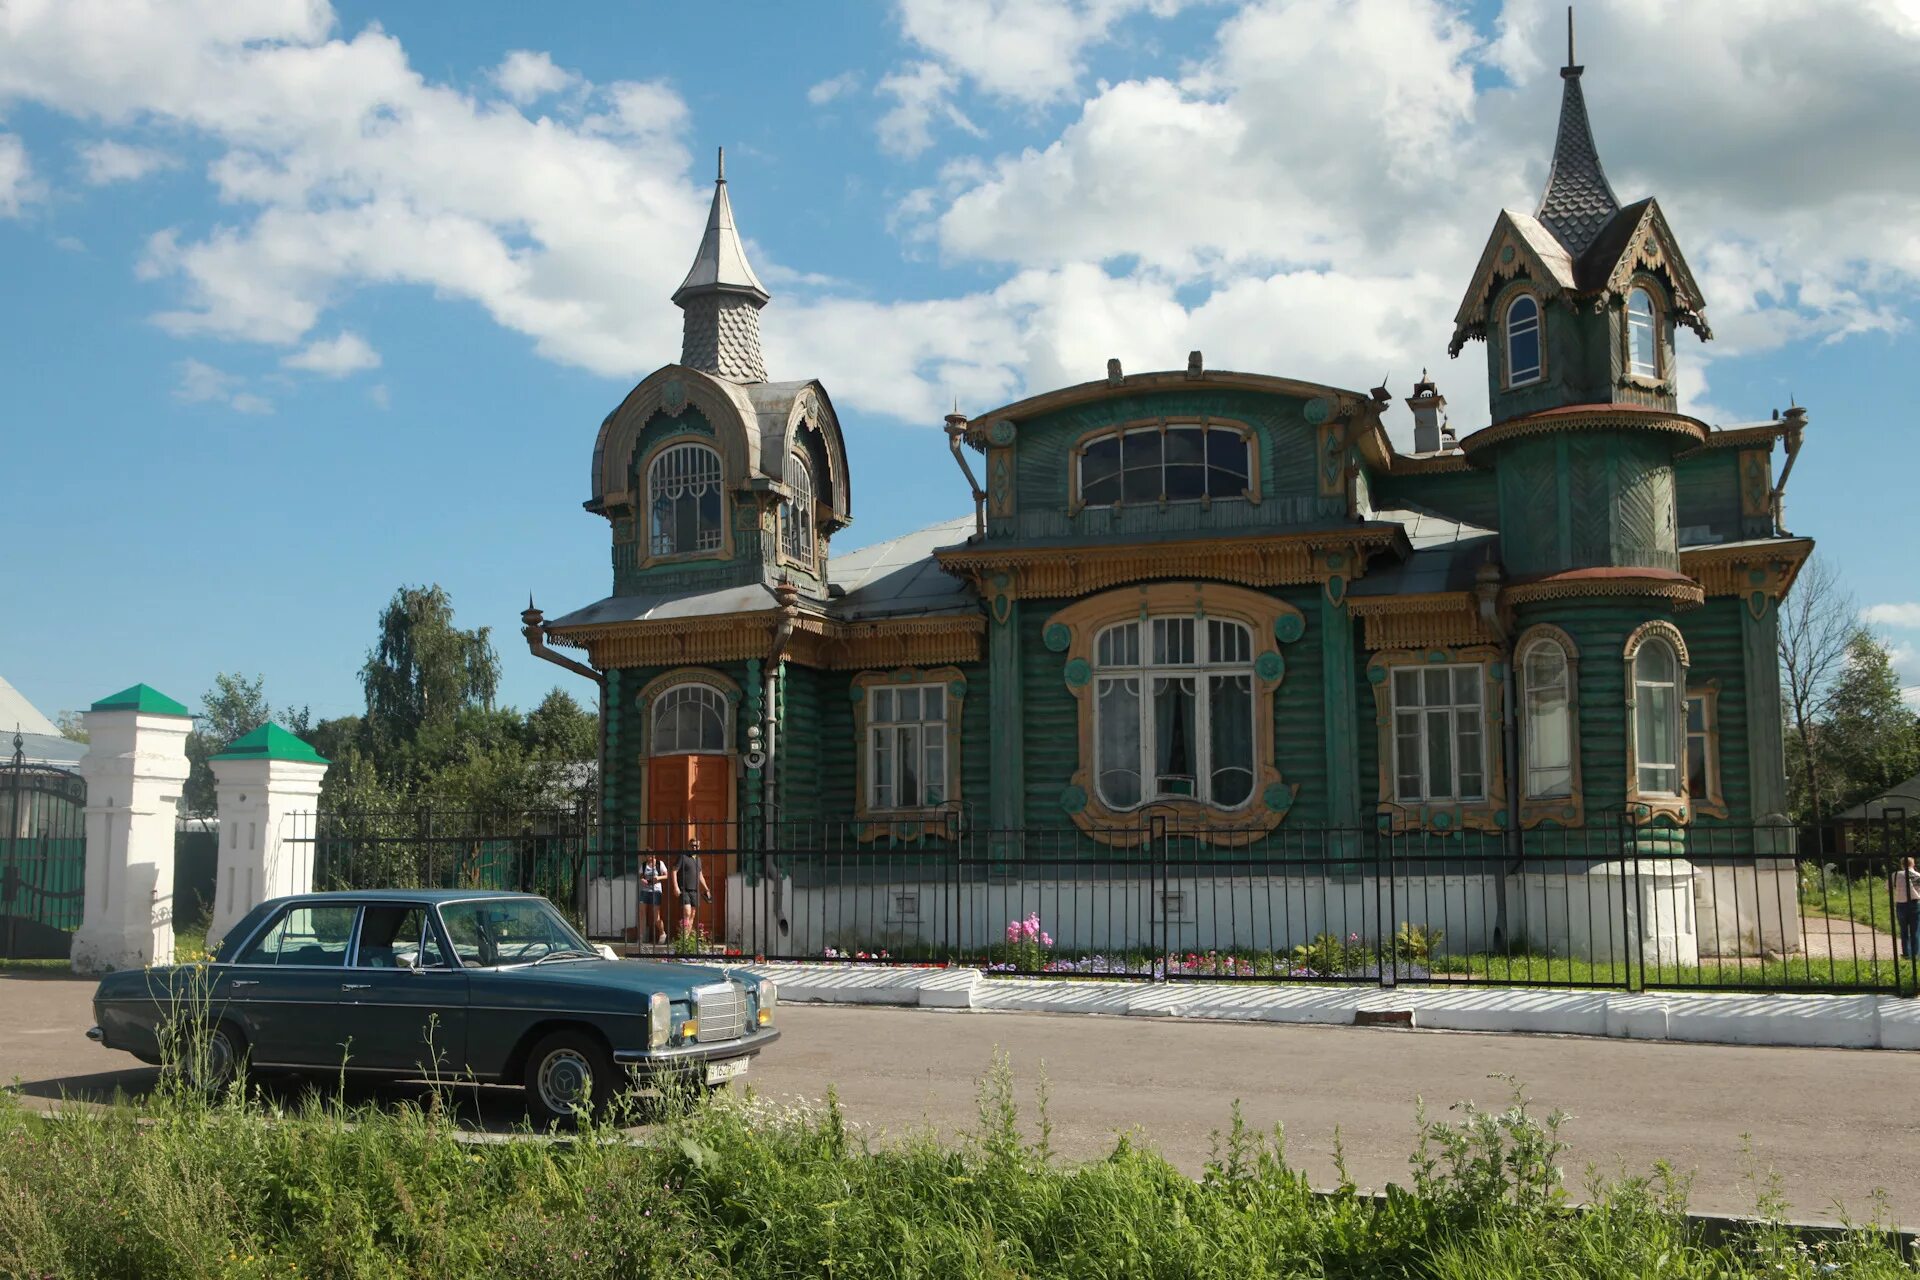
[744,964,1920,1051]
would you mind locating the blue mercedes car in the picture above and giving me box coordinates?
[87,889,778,1123]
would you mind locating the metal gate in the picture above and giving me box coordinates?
[2,731,87,959]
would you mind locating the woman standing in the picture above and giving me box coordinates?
[637,851,668,945]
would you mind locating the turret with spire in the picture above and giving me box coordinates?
[674,147,771,383]
[1535,7,1619,257]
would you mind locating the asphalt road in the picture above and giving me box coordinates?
[6,970,1913,1225]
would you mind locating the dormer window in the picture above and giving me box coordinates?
[1077,424,1251,508]
[780,451,815,566]
[1505,295,1542,387]
[648,442,724,558]
[1627,286,1659,379]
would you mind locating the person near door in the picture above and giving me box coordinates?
[1892,855,1920,959]
[676,838,712,943]
[637,852,668,945]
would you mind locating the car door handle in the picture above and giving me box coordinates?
[341,983,372,992]
[231,980,259,988]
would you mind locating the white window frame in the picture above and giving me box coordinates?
[650,682,730,755]
[1631,638,1684,797]
[1091,616,1256,811]
[1390,664,1488,803]
[1626,286,1659,379]
[780,451,816,566]
[646,441,724,557]
[1076,424,1252,509]
[1520,636,1574,800]
[1505,294,1543,388]
[866,683,949,812]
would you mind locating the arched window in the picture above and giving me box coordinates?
[1077,423,1251,507]
[651,683,729,754]
[1631,637,1682,796]
[1093,617,1254,810]
[780,451,815,565]
[1627,286,1659,379]
[1520,635,1574,800]
[1505,295,1542,387]
[647,442,723,558]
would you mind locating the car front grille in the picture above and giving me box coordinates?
[694,983,746,1042]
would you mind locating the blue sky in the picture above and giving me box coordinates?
[4,0,1918,727]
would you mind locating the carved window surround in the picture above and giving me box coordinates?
[1623,619,1691,827]
[1616,274,1675,395]
[1499,283,1547,390]
[1687,680,1728,820]
[1366,646,1509,835]
[850,667,969,841]
[1043,583,1305,847]
[1516,624,1585,830]
[631,432,735,572]
[935,526,1401,605]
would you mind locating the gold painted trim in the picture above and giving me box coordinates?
[1679,538,1812,602]
[1064,416,1264,515]
[850,667,968,839]
[1366,646,1509,834]
[935,527,1402,601]
[1044,583,1303,847]
[1623,619,1691,827]
[630,433,736,571]
[1515,624,1584,830]
[549,609,985,671]
[961,369,1374,448]
[1617,274,1670,388]
[1348,592,1500,650]
[1502,575,1705,611]
[1687,680,1728,820]
[1676,422,1790,455]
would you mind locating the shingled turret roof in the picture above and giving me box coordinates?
[1535,12,1619,256]
[672,148,772,382]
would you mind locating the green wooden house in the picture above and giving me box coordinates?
[530,48,1810,958]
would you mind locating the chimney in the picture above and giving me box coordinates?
[1407,370,1448,453]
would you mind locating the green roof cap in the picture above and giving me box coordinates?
[209,722,330,765]
[89,684,191,716]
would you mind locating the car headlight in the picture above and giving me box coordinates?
[756,978,777,1026]
[648,992,670,1049]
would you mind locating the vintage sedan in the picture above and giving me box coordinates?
[86,888,778,1123]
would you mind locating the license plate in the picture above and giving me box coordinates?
[706,1058,749,1086]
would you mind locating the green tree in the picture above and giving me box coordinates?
[1779,556,1856,821]
[1820,631,1920,815]
[54,711,88,744]
[182,673,272,816]
[360,585,501,765]
[524,688,597,760]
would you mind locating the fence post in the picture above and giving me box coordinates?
[1150,815,1167,981]
[204,723,329,948]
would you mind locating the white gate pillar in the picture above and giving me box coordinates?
[71,684,192,975]
[205,723,329,949]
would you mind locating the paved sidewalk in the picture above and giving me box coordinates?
[7,970,1918,1226]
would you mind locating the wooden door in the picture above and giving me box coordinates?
[646,755,731,943]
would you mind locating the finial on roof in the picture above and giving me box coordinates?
[673,146,770,381]
[716,146,725,183]
[1536,7,1617,255]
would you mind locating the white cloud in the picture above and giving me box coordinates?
[876,61,981,158]
[174,357,272,414]
[0,132,36,215]
[492,50,576,105]
[1864,603,1920,630]
[807,71,861,106]
[895,0,1193,107]
[282,330,380,376]
[76,138,177,184]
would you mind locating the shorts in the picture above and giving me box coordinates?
[678,889,703,908]
[638,888,662,906]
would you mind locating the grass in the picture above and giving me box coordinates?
[1429,951,1920,993]
[1799,866,1899,934]
[2,1056,1914,1278]
[0,922,211,974]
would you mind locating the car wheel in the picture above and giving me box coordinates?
[523,1030,615,1126]
[173,1021,242,1093]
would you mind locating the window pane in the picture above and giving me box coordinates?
[1153,677,1196,797]
[871,687,893,723]
[1208,620,1250,665]
[1509,327,1541,382]
[1081,435,1121,504]
[357,905,428,969]
[1638,685,1678,792]
[1121,431,1162,503]
[1636,639,1676,684]
[1096,678,1142,808]
[1395,711,1423,800]
[1206,429,1249,478]
[1452,666,1479,706]
[1455,713,1484,799]
[1526,670,1573,799]
[240,905,355,967]
[924,688,945,722]
[1394,669,1421,708]
[899,725,921,807]
[697,488,722,550]
[1097,622,1138,668]
[1426,710,1454,799]
[1424,668,1451,705]
[896,687,921,723]
[1152,617,1194,666]
[1164,427,1205,465]
[1629,288,1658,377]
[924,726,946,804]
[1686,736,1708,800]
[872,729,893,809]
[1687,696,1706,732]
[1208,674,1254,807]
[1166,464,1206,501]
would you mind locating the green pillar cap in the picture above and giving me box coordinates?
[209,722,330,765]
[89,684,191,716]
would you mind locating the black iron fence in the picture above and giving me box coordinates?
[281,808,1920,994]
[1,733,88,959]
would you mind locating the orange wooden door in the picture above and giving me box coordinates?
[646,755,731,943]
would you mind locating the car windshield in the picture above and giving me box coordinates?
[436,898,594,968]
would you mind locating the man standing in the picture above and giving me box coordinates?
[1893,855,1920,960]
[676,837,712,943]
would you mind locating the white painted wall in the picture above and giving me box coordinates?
[205,757,328,948]
[70,708,191,974]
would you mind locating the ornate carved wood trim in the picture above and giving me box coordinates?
[934,527,1403,601]
[959,369,1375,449]
[548,610,985,671]
[1623,619,1691,827]
[626,432,737,571]
[1042,582,1306,847]
[1458,405,1709,458]
[1348,592,1499,650]
[1678,538,1812,608]
[849,666,969,840]
[1502,574,1705,611]
[1674,422,1790,456]
[1364,646,1509,834]
[629,667,742,841]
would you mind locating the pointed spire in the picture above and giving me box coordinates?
[1535,6,1619,256]
[672,147,770,381]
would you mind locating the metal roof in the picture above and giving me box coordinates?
[545,582,786,630]
[830,515,978,620]
[0,675,60,737]
[1350,506,1499,596]
[1536,63,1620,256]
[672,149,769,305]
